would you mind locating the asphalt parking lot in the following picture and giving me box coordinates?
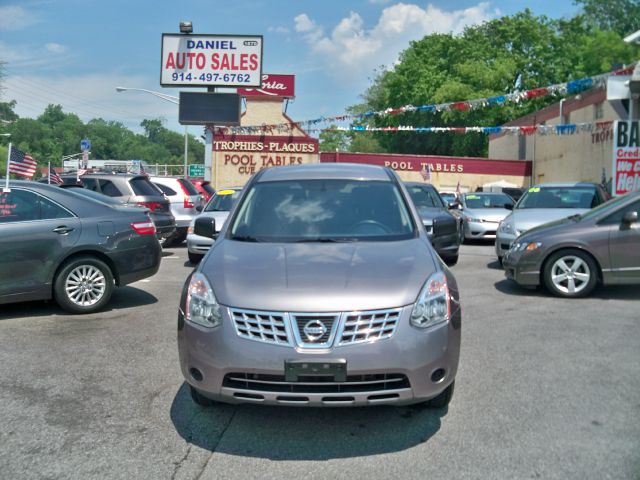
[1,242,638,480]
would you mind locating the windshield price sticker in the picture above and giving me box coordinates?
[216,190,235,195]
[528,187,541,193]
[161,34,263,87]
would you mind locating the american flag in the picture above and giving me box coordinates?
[420,165,431,182]
[49,165,63,185]
[9,146,37,178]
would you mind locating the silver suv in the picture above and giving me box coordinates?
[150,176,203,246]
[178,163,461,408]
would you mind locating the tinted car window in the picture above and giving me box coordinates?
[517,187,598,209]
[0,189,71,222]
[155,183,177,196]
[178,179,199,195]
[230,180,415,242]
[464,193,513,209]
[204,190,242,212]
[129,177,162,196]
[99,179,123,197]
[202,183,215,195]
[66,187,126,206]
[81,178,99,191]
[599,199,640,225]
[407,185,445,208]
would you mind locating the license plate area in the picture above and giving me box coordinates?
[285,360,347,382]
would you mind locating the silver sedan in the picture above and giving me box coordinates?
[455,192,514,241]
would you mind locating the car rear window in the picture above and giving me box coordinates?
[202,183,215,195]
[229,180,415,242]
[178,179,200,195]
[517,187,599,209]
[129,177,162,196]
[155,183,177,196]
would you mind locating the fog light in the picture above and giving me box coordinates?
[431,368,446,383]
[189,367,203,382]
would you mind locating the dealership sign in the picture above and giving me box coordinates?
[160,34,263,87]
[612,121,640,196]
[238,74,295,98]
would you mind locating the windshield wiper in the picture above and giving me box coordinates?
[231,235,260,242]
[567,214,582,221]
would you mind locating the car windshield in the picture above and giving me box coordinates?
[576,193,633,221]
[229,179,416,242]
[464,193,513,209]
[516,186,598,209]
[406,185,445,208]
[441,193,456,203]
[204,189,242,212]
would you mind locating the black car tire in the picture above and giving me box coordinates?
[174,230,187,245]
[458,222,465,245]
[443,254,458,267]
[189,385,217,407]
[160,232,177,248]
[188,252,203,264]
[543,249,598,298]
[54,256,114,314]
[428,381,454,408]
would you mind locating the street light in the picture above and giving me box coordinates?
[115,86,189,178]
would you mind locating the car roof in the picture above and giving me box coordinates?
[256,163,393,182]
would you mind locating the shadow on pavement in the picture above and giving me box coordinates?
[495,279,640,300]
[0,285,158,321]
[486,259,503,270]
[170,383,446,460]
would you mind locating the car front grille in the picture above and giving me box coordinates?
[223,372,410,393]
[228,307,403,349]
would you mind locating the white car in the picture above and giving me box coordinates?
[186,187,243,263]
[150,176,203,246]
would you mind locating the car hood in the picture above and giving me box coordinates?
[203,238,436,312]
[193,211,231,231]
[416,207,455,224]
[464,208,510,222]
[509,208,590,233]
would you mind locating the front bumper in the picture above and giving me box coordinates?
[465,220,499,240]
[186,232,216,255]
[495,230,517,258]
[178,305,461,407]
[502,249,542,287]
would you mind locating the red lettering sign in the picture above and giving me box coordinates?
[238,74,295,98]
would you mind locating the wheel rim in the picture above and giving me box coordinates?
[550,255,591,295]
[65,265,107,307]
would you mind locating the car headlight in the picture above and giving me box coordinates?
[512,241,542,253]
[185,272,222,328]
[465,215,482,223]
[187,225,194,234]
[410,271,451,329]
[498,221,514,234]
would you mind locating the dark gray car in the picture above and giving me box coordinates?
[0,181,161,313]
[503,191,640,297]
[405,182,462,265]
[79,173,176,241]
[178,164,461,408]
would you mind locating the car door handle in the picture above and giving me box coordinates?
[52,226,74,234]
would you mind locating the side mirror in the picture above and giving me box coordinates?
[195,205,203,212]
[194,217,216,239]
[622,211,638,227]
[448,202,460,210]
[504,203,514,210]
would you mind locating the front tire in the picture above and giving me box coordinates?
[543,249,598,298]
[443,254,458,267]
[188,252,203,264]
[54,256,114,314]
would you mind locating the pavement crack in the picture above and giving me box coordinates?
[171,444,193,480]
[194,407,238,480]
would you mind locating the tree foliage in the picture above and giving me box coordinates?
[574,0,640,37]
[351,8,638,157]
[0,102,205,176]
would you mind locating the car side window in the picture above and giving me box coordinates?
[600,200,640,225]
[155,183,177,196]
[98,180,123,197]
[38,195,73,220]
[81,178,99,192]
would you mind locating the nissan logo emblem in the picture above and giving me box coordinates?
[303,320,327,342]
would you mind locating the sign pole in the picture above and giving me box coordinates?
[4,142,11,192]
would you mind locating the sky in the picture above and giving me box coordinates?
[0,0,581,140]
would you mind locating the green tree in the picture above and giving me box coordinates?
[319,124,350,152]
[574,0,640,36]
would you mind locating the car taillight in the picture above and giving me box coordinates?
[130,221,156,235]
[178,181,195,208]
[137,201,162,212]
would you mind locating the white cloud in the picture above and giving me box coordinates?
[45,43,67,54]
[0,5,38,31]
[268,26,290,34]
[296,2,497,80]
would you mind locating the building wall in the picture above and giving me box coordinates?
[489,90,623,185]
